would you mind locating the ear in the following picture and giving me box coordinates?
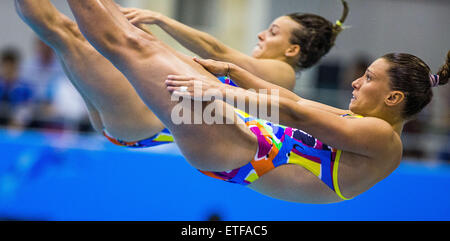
[385,91,405,107]
[285,44,301,58]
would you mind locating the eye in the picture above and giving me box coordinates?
[269,29,276,36]
[366,73,372,81]
[268,26,279,36]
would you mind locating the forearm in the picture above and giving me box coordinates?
[220,87,354,150]
[298,99,352,116]
[157,15,229,59]
[227,64,350,115]
[219,84,297,125]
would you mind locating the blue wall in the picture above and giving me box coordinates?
[0,129,449,221]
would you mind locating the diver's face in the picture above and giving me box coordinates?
[252,16,301,60]
[349,58,396,117]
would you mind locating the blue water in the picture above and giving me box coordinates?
[0,128,449,221]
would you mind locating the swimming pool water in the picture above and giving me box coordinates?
[0,128,449,221]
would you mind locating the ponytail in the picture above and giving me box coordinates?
[383,51,449,119]
[436,50,450,86]
[331,0,349,44]
[287,0,350,69]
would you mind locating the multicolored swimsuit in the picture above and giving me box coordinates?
[217,76,238,87]
[103,128,173,148]
[104,76,354,200]
[201,109,352,200]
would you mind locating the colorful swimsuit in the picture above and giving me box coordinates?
[104,76,352,200]
[217,76,238,87]
[103,129,173,148]
[200,109,351,200]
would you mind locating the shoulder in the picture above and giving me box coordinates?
[346,117,394,137]
[248,58,296,89]
[349,117,401,156]
[220,49,296,89]
[359,117,393,131]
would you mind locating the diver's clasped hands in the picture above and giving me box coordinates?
[192,58,232,77]
[119,5,164,25]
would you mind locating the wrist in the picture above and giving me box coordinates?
[158,14,178,30]
[154,13,166,26]
[226,63,238,78]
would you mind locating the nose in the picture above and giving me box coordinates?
[352,77,361,90]
[257,31,265,41]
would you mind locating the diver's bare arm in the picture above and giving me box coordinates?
[161,17,295,88]
[281,99,396,157]
[239,67,350,115]
[121,8,235,61]
[157,15,234,60]
[154,12,295,89]
[159,16,299,89]
[230,64,351,115]
[220,88,393,156]
[137,11,296,88]
[125,8,295,89]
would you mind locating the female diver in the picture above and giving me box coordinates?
[66,0,448,203]
[119,0,349,89]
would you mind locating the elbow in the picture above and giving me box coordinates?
[210,42,227,57]
[202,38,228,59]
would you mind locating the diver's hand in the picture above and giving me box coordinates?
[193,58,233,77]
[120,7,163,26]
[165,75,224,101]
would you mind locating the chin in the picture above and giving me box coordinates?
[349,102,355,111]
[252,47,264,58]
[349,106,368,117]
[252,51,261,58]
[349,104,360,115]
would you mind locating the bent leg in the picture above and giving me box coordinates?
[67,0,258,171]
[16,0,165,142]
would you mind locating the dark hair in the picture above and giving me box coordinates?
[287,0,349,69]
[382,51,450,119]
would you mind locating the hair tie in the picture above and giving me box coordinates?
[430,74,440,87]
[335,20,343,27]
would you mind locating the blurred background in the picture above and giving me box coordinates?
[0,0,448,221]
